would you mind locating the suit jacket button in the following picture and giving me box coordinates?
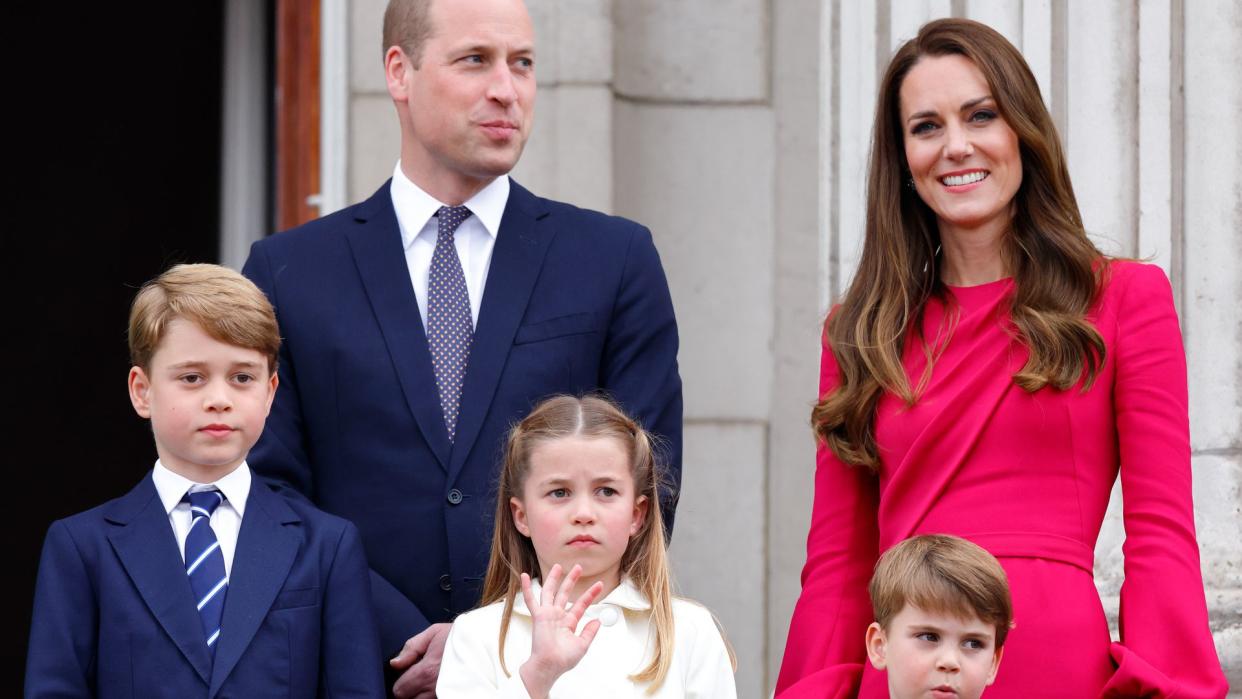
[447,488,464,505]
[439,574,452,592]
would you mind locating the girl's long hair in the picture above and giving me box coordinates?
[813,18,1106,469]
[480,395,678,691]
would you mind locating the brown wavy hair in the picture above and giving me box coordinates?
[480,395,701,691]
[813,18,1106,469]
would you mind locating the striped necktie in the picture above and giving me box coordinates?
[427,205,475,441]
[183,489,228,656]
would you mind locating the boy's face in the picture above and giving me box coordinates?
[866,605,1002,699]
[128,318,277,483]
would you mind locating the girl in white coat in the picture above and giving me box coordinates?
[436,395,737,698]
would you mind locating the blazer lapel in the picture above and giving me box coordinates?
[208,479,301,698]
[344,181,453,470]
[449,181,554,483]
[106,475,212,685]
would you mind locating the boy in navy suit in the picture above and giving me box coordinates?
[25,264,384,698]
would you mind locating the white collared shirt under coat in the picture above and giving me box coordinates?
[437,578,737,698]
[390,161,509,329]
[150,459,251,576]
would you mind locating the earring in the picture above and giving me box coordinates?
[905,176,916,191]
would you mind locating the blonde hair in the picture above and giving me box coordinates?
[480,395,680,691]
[869,534,1013,648]
[128,263,280,373]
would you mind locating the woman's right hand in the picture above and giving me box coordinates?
[518,564,604,699]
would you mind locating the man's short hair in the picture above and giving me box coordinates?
[869,534,1013,648]
[383,0,434,66]
[128,263,280,373]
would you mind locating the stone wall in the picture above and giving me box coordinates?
[338,1,1242,695]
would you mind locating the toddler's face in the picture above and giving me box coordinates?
[510,436,647,596]
[865,604,1002,699]
[128,318,276,482]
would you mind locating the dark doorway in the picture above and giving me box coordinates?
[9,4,227,689]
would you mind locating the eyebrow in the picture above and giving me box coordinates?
[167,360,262,369]
[906,95,993,123]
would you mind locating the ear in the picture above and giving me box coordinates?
[630,494,649,536]
[263,370,279,415]
[128,366,152,418]
[986,645,1004,685]
[510,497,531,537]
[865,622,888,670]
[385,46,413,102]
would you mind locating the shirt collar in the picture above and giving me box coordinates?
[390,161,509,249]
[151,460,252,518]
[513,576,652,617]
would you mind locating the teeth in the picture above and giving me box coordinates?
[941,171,987,186]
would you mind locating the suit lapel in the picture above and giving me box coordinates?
[449,182,553,483]
[208,479,301,698]
[344,181,453,470]
[106,475,212,685]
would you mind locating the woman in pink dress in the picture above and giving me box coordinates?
[776,18,1226,699]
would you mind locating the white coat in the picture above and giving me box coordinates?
[436,578,737,698]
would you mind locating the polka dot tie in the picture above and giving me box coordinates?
[428,206,474,441]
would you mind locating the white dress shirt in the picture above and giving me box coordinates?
[390,162,509,329]
[151,460,251,576]
[437,578,737,698]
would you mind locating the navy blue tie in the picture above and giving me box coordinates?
[183,489,228,656]
[427,205,474,441]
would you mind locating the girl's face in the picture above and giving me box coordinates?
[511,435,648,596]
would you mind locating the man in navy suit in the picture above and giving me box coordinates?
[25,264,383,698]
[241,0,682,696]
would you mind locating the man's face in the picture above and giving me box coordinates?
[387,0,536,198]
[866,605,1003,699]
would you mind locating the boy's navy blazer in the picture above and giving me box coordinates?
[25,473,383,698]
[241,179,682,653]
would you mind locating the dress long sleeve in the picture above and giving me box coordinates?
[774,343,879,699]
[1099,264,1227,698]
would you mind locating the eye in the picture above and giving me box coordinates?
[180,373,204,385]
[963,638,988,650]
[910,121,938,136]
[548,488,569,499]
[233,373,255,385]
[515,56,534,70]
[915,632,940,643]
[461,54,484,65]
[596,486,618,497]
[970,109,997,123]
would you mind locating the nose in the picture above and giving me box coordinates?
[936,647,962,673]
[944,121,973,160]
[486,63,518,106]
[571,495,596,524]
[203,381,233,412]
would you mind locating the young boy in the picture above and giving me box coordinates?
[865,534,1012,699]
[25,264,383,698]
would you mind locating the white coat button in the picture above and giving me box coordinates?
[597,606,620,627]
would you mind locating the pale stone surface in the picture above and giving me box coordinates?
[767,0,827,682]
[1183,0,1242,453]
[888,0,952,52]
[349,94,400,203]
[509,85,612,213]
[351,0,387,94]
[614,101,775,422]
[528,0,612,85]
[670,422,767,699]
[614,0,768,102]
[1191,455,1242,591]
[964,0,1022,49]
[1066,0,1139,256]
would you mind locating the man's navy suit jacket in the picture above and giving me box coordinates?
[25,473,383,698]
[241,179,682,653]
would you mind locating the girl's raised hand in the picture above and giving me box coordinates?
[518,564,605,699]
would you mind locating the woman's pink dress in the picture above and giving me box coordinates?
[776,262,1226,698]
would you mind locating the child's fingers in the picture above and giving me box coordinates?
[555,564,582,611]
[566,580,604,624]
[542,564,562,607]
[520,572,537,613]
[578,618,602,647]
